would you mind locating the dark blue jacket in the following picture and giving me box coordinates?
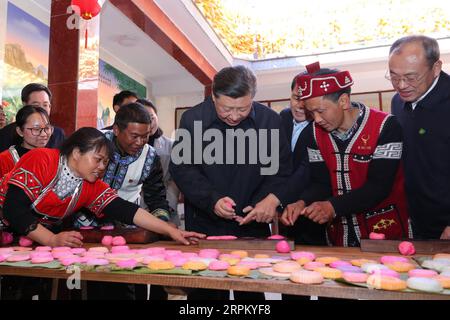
[280,108,325,245]
[391,71,450,239]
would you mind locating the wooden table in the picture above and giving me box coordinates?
[0,242,448,300]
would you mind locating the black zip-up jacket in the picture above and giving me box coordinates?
[170,97,292,237]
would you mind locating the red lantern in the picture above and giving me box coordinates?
[71,0,102,20]
[71,0,104,48]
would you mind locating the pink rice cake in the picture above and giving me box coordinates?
[219,253,241,260]
[111,246,130,254]
[343,272,369,283]
[330,260,352,268]
[236,261,260,270]
[408,269,438,278]
[336,265,363,273]
[70,248,87,255]
[88,247,110,254]
[290,251,316,261]
[380,255,410,265]
[199,249,220,259]
[52,251,74,259]
[12,246,33,252]
[369,232,386,240]
[101,236,113,246]
[167,256,189,267]
[116,259,138,269]
[303,261,325,271]
[86,258,109,266]
[30,252,53,259]
[208,260,230,271]
[370,268,400,278]
[164,250,183,257]
[60,256,82,266]
[181,252,198,259]
[142,255,165,264]
[0,248,14,255]
[267,235,286,240]
[146,247,166,255]
[111,236,126,246]
[52,247,72,252]
[31,256,54,264]
[206,235,237,240]
[35,246,52,252]
[6,254,31,262]
[19,236,33,247]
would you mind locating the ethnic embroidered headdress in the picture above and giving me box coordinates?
[296,62,354,100]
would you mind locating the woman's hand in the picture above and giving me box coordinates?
[49,231,84,247]
[168,228,206,245]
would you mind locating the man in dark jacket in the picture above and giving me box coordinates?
[388,35,450,239]
[279,74,326,246]
[170,65,292,300]
[0,83,65,152]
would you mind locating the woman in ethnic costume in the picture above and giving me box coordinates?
[0,127,204,247]
[0,106,52,178]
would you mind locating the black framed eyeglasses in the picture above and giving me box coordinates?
[26,126,53,136]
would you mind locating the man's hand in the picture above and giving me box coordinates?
[239,194,280,225]
[280,200,305,226]
[440,226,450,240]
[49,231,84,247]
[301,201,335,224]
[214,197,237,220]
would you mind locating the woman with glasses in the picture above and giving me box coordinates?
[0,105,53,178]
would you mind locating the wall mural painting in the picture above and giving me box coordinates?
[2,2,50,123]
[98,59,146,128]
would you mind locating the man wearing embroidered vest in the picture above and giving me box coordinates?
[281,62,412,247]
[388,35,450,240]
[75,103,171,228]
[75,103,173,299]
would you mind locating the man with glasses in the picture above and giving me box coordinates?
[0,83,65,152]
[388,35,450,240]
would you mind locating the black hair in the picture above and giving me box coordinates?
[212,65,257,99]
[389,35,440,68]
[136,98,157,114]
[60,127,114,160]
[311,68,352,103]
[21,83,52,104]
[291,76,298,91]
[112,90,138,108]
[113,102,152,130]
[13,105,51,145]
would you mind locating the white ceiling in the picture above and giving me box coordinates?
[99,1,204,97]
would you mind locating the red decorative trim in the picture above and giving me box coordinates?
[8,169,43,202]
[87,188,118,218]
